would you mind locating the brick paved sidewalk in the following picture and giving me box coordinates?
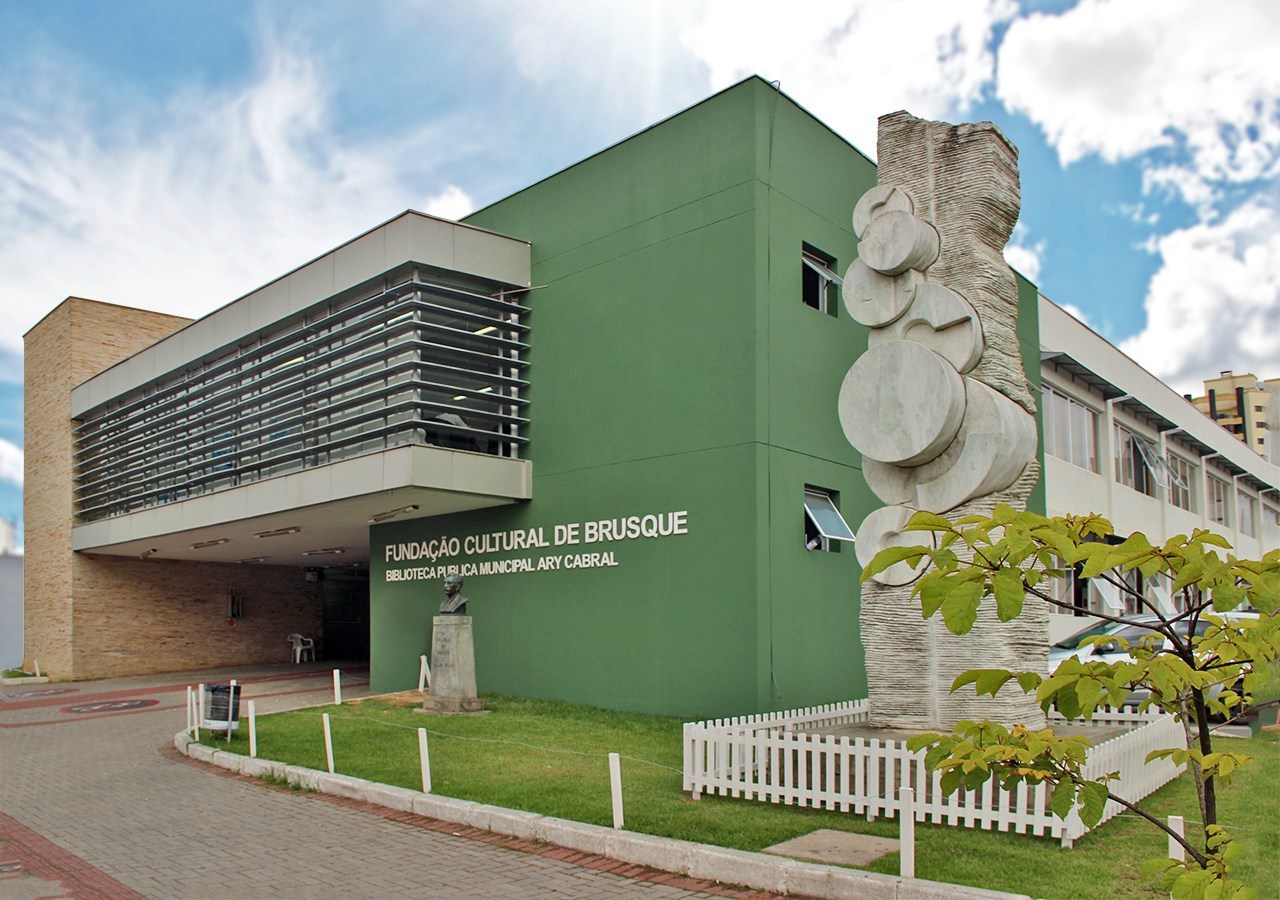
[1,664,744,899]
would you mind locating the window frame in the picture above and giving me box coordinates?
[1237,489,1257,537]
[1207,474,1231,526]
[1114,424,1158,496]
[1043,383,1099,472]
[803,487,855,552]
[1165,451,1195,511]
[801,245,841,317]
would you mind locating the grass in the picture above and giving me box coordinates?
[213,694,1280,899]
[2,667,35,678]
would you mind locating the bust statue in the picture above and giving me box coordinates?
[440,573,469,615]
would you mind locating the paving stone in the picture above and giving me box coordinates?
[1,665,724,899]
[762,828,901,867]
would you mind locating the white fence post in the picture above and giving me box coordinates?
[332,669,342,705]
[1168,815,1185,861]
[186,686,193,734]
[681,702,1183,846]
[323,713,335,773]
[34,658,41,678]
[419,728,432,793]
[196,683,204,741]
[899,787,916,878]
[248,700,258,758]
[609,752,624,829]
[227,679,237,742]
[419,655,431,692]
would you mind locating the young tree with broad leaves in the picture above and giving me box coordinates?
[863,507,1280,899]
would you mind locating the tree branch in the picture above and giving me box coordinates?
[1102,788,1209,867]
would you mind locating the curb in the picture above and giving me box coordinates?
[2,676,50,685]
[174,731,1026,900]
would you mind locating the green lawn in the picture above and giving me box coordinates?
[211,694,1279,899]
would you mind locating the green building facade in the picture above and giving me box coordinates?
[370,77,1043,717]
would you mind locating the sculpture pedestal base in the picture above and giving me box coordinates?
[419,615,485,715]
[418,696,487,714]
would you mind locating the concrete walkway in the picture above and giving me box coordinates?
[0,664,728,898]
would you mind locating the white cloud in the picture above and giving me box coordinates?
[0,439,21,488]
[1003,222,1044,281]
[0,37,473,378]
[422,185,475,221]
[683,0,1017,153]
[1120,201,1280,394]
[998,0,1280,207]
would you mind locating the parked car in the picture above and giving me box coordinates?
[1049,611,1261,708]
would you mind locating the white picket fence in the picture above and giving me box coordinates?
[682,700,1186,847]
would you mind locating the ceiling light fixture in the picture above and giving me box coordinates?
[140,548,158,559]
[368,504,420,524]
[191,538,230,550]
[474,325,497,335]
[238,557,268,564]
[303,547,346,557]
[255,526,301,538]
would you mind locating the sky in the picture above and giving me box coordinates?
[1,0,1278,550]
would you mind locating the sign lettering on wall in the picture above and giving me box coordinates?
[383,510,689,582]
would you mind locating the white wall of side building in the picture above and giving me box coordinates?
[1039,298,1280,644]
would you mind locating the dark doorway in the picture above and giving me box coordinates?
[322,570,370,660]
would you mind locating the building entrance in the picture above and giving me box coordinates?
[322,570,370,661]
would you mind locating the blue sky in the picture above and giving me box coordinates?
[1,0,1278,550]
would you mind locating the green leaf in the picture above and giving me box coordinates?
[1078,781,1109,828]
[919,577,951,619]
[973,670,1015,697]
[1074,678,1105,716]
[941,580,984,635]
[1211,583,1243,612]
[993,568,1025,622]
[940,769,965,796]
[1033,527,1077,561]
[1079,544,1118,579]
[903,511,955,532]
[1054,684,1082,720]
[1195,530,1233,549]
[1015,672,1043,694]
[1172,560,1203,594]
[1049,778,1076,820]
[992,504,1017,525]
[905,733,944,753]
[861,545,928,584]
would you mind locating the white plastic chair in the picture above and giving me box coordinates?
[286,633,315,663]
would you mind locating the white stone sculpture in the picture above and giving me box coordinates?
[839,112,1047,729]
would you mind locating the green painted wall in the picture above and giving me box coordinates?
[369,77,1048,717]
[1015,272,1047,516]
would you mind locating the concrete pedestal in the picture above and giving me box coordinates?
[420,615,485,714]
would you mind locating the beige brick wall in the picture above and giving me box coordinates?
[24,301,76,675]
[23,300,180,677]
[71,556,323,679]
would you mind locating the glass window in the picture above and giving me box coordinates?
[804,488,855,551]
[1166,453,1194,511]
[1207,475,1230,526]
[1043,384,1098,472]
[1264,504,1280,530]
[1115,425,1156,496]
[801,245,841,317]
[1238,490,1257,536]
